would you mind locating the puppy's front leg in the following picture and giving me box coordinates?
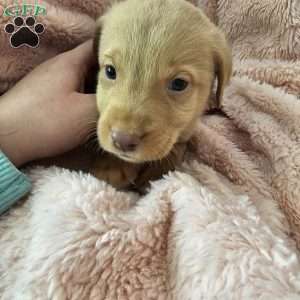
[91,152,141,189]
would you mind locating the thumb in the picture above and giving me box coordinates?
[67,40,98,75]
[71,93,99,144]
[72,92,99,118]
[72,91,97,107]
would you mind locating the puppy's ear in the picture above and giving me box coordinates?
[212,32,232,108]
[83,17,103,93]
[93,17,103,59]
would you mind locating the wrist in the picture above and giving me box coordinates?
[0,104,31,167]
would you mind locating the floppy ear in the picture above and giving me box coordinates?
[212,31,232,108]
[83,17,103,93]
[93,17,103,59]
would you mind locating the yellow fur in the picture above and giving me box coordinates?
[95,0,232,163]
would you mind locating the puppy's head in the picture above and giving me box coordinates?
[94,0,231,163]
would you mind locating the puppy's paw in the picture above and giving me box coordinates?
[91,153,140,189]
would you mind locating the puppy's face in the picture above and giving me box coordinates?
[95,0,231,163]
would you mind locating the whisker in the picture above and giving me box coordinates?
[86,129,98,141]
[85,136,102,153]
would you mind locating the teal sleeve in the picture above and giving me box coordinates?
[0,151,31,215]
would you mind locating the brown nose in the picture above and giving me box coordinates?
[111,130,141,152]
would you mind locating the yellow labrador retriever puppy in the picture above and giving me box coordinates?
[92,0,232,191]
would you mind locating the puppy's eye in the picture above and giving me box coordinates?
[168,78,189,92]
[105,65,117,80]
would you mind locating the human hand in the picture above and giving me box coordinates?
[0,40,98,167]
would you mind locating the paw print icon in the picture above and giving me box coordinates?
[4,16,45,48]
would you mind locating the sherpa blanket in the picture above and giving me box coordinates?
[1,0,300,299]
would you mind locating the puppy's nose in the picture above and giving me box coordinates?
[111,130,141,152]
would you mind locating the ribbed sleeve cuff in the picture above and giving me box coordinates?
[0,151,31,215]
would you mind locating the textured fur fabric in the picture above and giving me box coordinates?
[1,0,300,299]
[1,164,300,300]
[0,0,107,94]
[198,0,300,61]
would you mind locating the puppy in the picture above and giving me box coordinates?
[91,0,232,191]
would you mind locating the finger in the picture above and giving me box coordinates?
[72,92,99,114]
[70,92,99,143]
[80,94,99,142]
[66,40,98,75]
[72,92,97,104]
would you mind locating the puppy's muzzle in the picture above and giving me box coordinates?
[111,130,141,152]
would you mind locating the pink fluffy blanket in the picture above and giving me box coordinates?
[1,0,300,299]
